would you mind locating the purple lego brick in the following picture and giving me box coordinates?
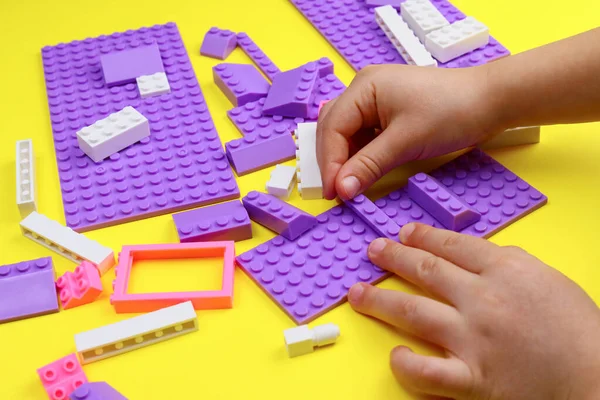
[69,382,127,400]
[242,191,318,240]
[344,194,401,240]
[213,63,270,107]
[172,200,252,242]
[228,98,302,137]
[200,27,237,60]
[289,0,510,71]
[262,62,319,118]
[0,257,58,324]
[236,32,280,81]
[100,43,164,87]
[366,0,401,7]
[41,23,240,232]
[407,173,481,231]
[307,73,346,120]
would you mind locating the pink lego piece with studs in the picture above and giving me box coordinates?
[56,262,103,310]
[37,354,88,400]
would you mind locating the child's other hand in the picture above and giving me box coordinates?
[349,223,600,399]
[317,65,503,200]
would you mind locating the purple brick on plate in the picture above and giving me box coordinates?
[213,63,270,107]
[344,194,401,240]
[100,43,164,87]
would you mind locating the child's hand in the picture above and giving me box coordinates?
[349,223,600,399]
[317,65,504,200]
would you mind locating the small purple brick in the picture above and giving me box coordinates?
[173,200,252,242]
[307,73,346,120]
[407,173,481,231]
[236,32,280,81]
[213,63,270,107]
[262,62,319,118]
[100,44,164,87]
[344,194,401,240]
[69,382,127,400]
[200,27,237,60]
[242,191,317,240]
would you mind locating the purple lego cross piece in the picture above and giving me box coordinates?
[236,32,281,81]
[41,23,240,232]
[100,43,164,87]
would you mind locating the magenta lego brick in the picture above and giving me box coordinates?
[242,191,318,241]
[200,27,237,60]
[289,0,510,71]
[100,43,164,87]
[407,173,481,231]
[262,62,319,118]
[70,382,127,400]
[41,22,240,232]
[225,130,296,176]
[365,0,401,7]
[172,200,252,242]
[344,194,401,240]
[213,63,270,107]
[236,32,280,81]
[0,257,58,324]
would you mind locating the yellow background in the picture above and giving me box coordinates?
[0,0,599,398]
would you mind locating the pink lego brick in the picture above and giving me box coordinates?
[172,200,252,242]
[318,100,330,116]
[213,63,270,107]
[242,191,317,240]
[100,44,164,87]
[262,62,320,118]
[55,262,103,310]
[38,354,88,400]
[344,194,401,240]
[236,32,280,81]
[200,27,237,60]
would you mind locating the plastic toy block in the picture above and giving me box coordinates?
[76,106,150,163]
[284,323,340,357]
[100,44,164,87]
[0,257,58,324]
[479,126,541,150]
[20,212,115,276]
[288,0,509,71]
[69,382,127,400]
[37,354,87,400]
[243,191,317,240]
[366,0,401,8]
[41,23,240,232]
[16,139,36,218]
[407,173,481,231]
[306,73,346,120]
[262,62,319,118]
[110,242,235,313]
[295,122,323,200]
[375,5,437,67]
[344,194,401,240]
[213,63,270,107]
[136,72,170,98]
[225,130,296,176]
[400,0,450,42]
[425,17,490,63]
[75,301,197,364]
[266,164,297,200]
[172,200,252,242]
[200,27,237,60]
[56,262,103,310]
[236,32,280,81]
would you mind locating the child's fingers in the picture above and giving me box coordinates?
[390,346,473,398]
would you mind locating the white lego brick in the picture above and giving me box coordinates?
[478,126,541,150]
[425,17,490,63]
[266,164,297,200]
[374,5,437,67]
[75,301,198,364]
[295,122,323,200]
[284,323,340,358]
[76,106,150,163]
[16,139,36,218]
[136,72,171,99]
[20,211,115,275]
[400,0,449,42]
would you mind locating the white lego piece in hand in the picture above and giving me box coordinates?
[284,323,340,358]
[295,122,323,200]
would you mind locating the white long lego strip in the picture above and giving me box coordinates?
[76,106,150,163]
[74,301,198,364]
[295,122,323,200]
[20,211,115,275]
[16,139,36,218]
[425,17,490,63]
[374,5,437,67]
[266,164,297,200]
[478,126,541,150]
[400,0,449,43]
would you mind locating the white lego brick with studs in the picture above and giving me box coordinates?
[400,0,449,42]
[425,16,490,63]
[295,122,323,200]
[136,72,171,98]
[266,164,297,200]
[16,139,36,218]
[284,323,340,358]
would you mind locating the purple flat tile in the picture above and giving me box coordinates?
[236,32,280,81]
[242,191,317,240]
[344,194,401,240]
[70,381,127,400]
[41,23,239,232]
[213,63,270,107]
[200,27,237,60]
[262,62,319,118]
[100,44,164,87]
[0,257,58,324]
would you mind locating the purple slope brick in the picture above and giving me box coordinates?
[69,382,127,400]
[236,32,280,81]
[200,27,237,60]
[307,73,346,119]
[228,98,303,137]
[0,257,58,324]
[242,191,317,240]
[172,200,252,242]
[262,62,319,118]
[100,43,164,87]
[213,63,270,107]
[344,194,401,240]
[289,0,510,71]
[41,22,240,232]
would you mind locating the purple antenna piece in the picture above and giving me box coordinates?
[100,43,164,87]
[344,194,401,240]
[236,32,280,81]
[200,27,237,60]
[213,63,270,107]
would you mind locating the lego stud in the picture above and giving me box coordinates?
[283,323,340,358]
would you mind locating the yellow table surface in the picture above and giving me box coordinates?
[1,0,599,398]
